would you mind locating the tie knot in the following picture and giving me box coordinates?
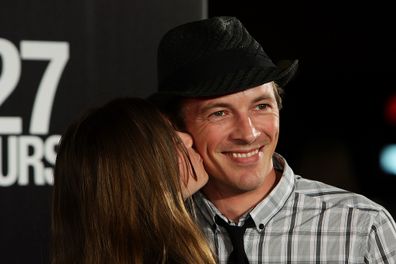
[215,215,255,264]
[215,215,255,244]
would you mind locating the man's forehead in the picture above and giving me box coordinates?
[182,82,276,110]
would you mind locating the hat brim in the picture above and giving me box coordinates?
[148,59,298,108]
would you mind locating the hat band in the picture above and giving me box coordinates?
[159,48,277,92]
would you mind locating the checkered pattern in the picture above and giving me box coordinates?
[194,153,396,263]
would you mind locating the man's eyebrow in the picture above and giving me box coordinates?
[251,95,273,104]
[198,95,274,113]
[199,102,231,114]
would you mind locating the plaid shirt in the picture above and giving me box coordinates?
[194,153,396,263]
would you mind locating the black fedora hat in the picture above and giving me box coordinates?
[149,16,298,107]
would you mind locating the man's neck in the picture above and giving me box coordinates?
[203,169,280,222]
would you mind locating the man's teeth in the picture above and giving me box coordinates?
[232,149,259,158]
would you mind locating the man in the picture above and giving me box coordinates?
[149,16,396,263]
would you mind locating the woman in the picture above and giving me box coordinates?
[51,97,216,264]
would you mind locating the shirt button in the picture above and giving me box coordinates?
[259,223,264,229]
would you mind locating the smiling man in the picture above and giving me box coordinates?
[181,83,280,222]
[149,16,396,264]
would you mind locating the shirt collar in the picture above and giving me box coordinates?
[249,153,295,228]
[194,153,296,231]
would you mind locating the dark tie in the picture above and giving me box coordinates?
[215,215,255,264]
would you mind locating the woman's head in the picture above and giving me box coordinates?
[52,97,214,263]
[177,131,208,198]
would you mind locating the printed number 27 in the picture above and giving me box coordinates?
[0,38,70,134]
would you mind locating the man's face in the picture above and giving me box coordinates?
[181,82,280,196]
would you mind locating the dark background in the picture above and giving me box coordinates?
[0,1,205,263]
[209,0,396,216]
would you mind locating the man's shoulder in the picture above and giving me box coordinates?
[293,175,387,214]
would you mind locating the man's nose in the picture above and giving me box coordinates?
[230,115,260,144]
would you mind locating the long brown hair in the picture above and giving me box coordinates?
[51,97,216,264]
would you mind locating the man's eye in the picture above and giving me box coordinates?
[211,111,225,117]
[256,104,268,110]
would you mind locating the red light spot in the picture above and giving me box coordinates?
[385,94,396,125]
